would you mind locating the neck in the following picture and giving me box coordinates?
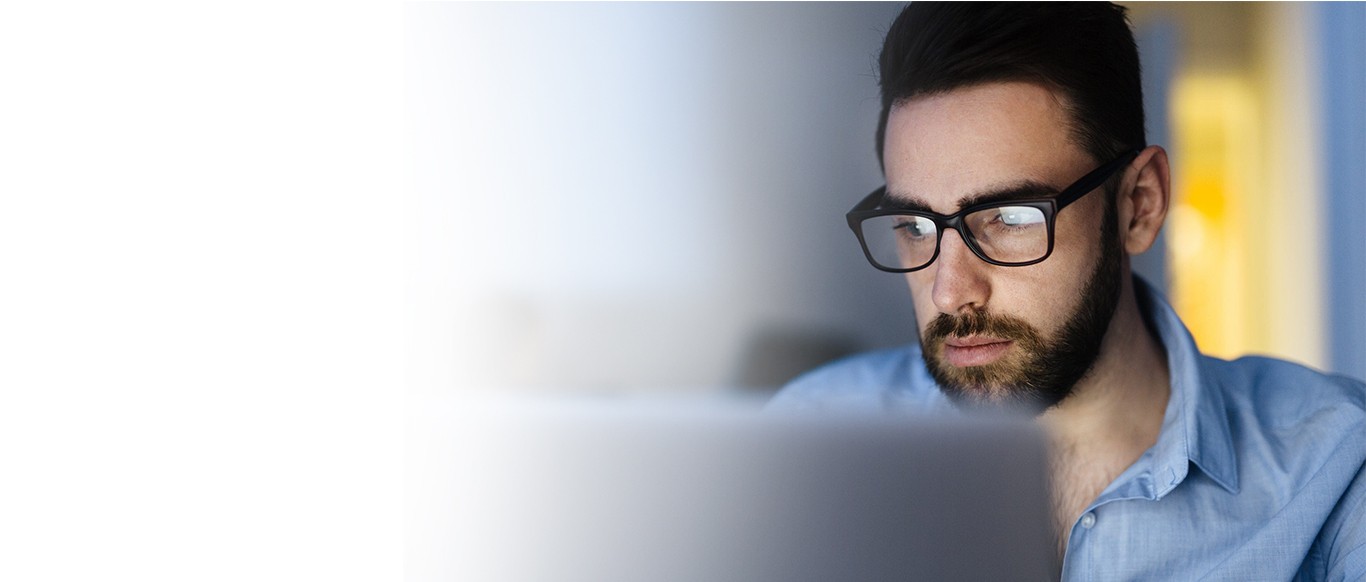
[1039,273,1170,470]
[1038,273,1170,559]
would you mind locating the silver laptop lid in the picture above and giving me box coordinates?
[418,395,1057,582]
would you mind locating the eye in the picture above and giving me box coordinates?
[893,216,936,238]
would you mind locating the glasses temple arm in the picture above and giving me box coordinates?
[1055,149,1142,209]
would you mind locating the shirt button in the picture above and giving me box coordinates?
[1081,512,1097,529]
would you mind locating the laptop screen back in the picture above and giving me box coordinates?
[425,396,1057,581]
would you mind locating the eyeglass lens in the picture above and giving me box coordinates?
[859,205,1049,270]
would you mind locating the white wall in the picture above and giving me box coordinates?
[2,4,403,580]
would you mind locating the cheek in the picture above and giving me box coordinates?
[1018,215,1104,321]
[996,270,1067,326]
[1053,195,1108,263]
[903,271,938,332]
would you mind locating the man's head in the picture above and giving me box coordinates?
[876,2,1145,170]
[871,3,1167,413]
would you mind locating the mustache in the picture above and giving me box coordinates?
[924,310,1042,344]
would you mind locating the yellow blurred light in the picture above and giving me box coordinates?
[1170,75,1259,359]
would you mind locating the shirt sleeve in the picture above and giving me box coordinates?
[764,345,933,414]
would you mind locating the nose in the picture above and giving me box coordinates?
[930,229,991,315]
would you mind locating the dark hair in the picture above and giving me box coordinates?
[875,2,1145,168]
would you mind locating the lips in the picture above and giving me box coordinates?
[942,336,1013,367]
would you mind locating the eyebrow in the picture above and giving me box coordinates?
[882,180,1062,214]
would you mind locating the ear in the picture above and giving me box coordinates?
[1117,145,1170,255]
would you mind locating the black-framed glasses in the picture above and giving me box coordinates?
[846,150,1140,273]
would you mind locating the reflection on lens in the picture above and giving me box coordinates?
[966,206,1047,263]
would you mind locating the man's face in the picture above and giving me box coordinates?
[882,82,1123,413]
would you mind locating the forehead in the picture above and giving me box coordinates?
[882,82,1092,214]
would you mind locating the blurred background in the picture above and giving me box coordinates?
[407,2,1366,398]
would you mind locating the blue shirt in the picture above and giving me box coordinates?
[770,279,1366,580]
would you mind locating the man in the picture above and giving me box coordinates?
[769,3,1365,579]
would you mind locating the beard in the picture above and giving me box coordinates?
[919,195,1123,415]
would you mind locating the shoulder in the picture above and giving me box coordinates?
[1208,355,1366,433]
[765,344,944,413]
[1207,355,1365,464]
[1206,356,1366,577]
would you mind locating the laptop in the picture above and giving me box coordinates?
[411,394,1057,581]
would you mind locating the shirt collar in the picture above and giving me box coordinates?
[1135,276,1240,497]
